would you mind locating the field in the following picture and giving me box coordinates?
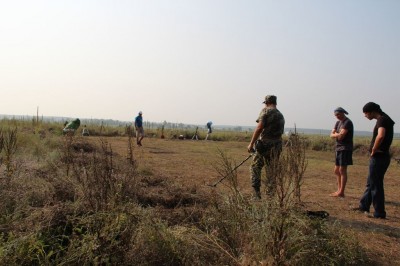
[0,122,399,265]
[121,137,400,265]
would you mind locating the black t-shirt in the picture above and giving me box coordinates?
[370,113,395,153]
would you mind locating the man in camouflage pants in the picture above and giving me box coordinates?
[247,95,285,199]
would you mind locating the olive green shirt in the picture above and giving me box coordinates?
[256,107,285,141]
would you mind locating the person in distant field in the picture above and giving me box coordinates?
[192,126,199,140]
[353,102,395,219]
[205,121,212,140]
[247,95,285,199]
[82,125,90,136]
[329,107,353,197]
[134,111,144,146]
[63,118,81,135]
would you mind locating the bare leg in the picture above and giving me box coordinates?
[138,136,144,146]
[330,165,341,196]
[136,132,143,146]
[336,165,347,197]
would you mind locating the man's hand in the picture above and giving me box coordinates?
[247,143,255,153]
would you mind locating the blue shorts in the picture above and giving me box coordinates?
[335,150,353,166]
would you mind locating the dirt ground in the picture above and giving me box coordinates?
[106,136,400,265]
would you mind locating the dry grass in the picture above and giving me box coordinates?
[0,122,399,265]
[114,137,400,265]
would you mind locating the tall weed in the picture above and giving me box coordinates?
[1,127,18,178]
[202,144,365,265]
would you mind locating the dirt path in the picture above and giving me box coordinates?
[106,137,400,265]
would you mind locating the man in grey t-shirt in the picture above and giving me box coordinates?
[330,107,353,197]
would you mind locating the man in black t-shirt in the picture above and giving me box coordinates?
[355,102,395,219]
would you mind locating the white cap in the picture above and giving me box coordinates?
[139,111,143,115]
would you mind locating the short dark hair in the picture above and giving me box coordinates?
[362,102,382,113]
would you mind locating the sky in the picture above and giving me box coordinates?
[1,0,399,132]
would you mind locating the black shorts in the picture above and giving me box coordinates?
[335,150,353,166]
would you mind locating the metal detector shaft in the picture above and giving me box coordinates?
[209,153,254,187]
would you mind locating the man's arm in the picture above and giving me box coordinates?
[330,121,338,138]
[330,128,337,138]
[331,128,348,141]
[371,127,385,156]
[248,121,263,152]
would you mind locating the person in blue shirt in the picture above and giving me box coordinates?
[205,121,212,140]
[134,111,144,146]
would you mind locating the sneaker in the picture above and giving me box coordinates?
[252,195,261,201]
[351,206,369,214]
[373,213,386,219]
[365,213,386,219]
[252,189,261,200]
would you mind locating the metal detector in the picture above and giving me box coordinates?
[207,153,255,187]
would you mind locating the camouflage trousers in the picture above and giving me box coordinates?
[250,140,282,195]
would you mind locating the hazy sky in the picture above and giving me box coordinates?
[1,0,399,132]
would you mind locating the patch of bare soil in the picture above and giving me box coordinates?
[104,136,400,265]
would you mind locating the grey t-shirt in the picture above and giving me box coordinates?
[334,118,353,151]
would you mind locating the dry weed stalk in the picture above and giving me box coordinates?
[287,133,308,202]
[0,129,4,166]
[99,121,105,135]
[207,150,252,261]
[258,135,307,264]
[212,149,242,198]
[208,139,309,265]
[61,135,74,176]
[274,133,308,205]
[81,139,116,211]
[2,128,18,178]
[125,125,136,167]
[59,134,138,212]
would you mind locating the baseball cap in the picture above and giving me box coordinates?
[263,95,277,104]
